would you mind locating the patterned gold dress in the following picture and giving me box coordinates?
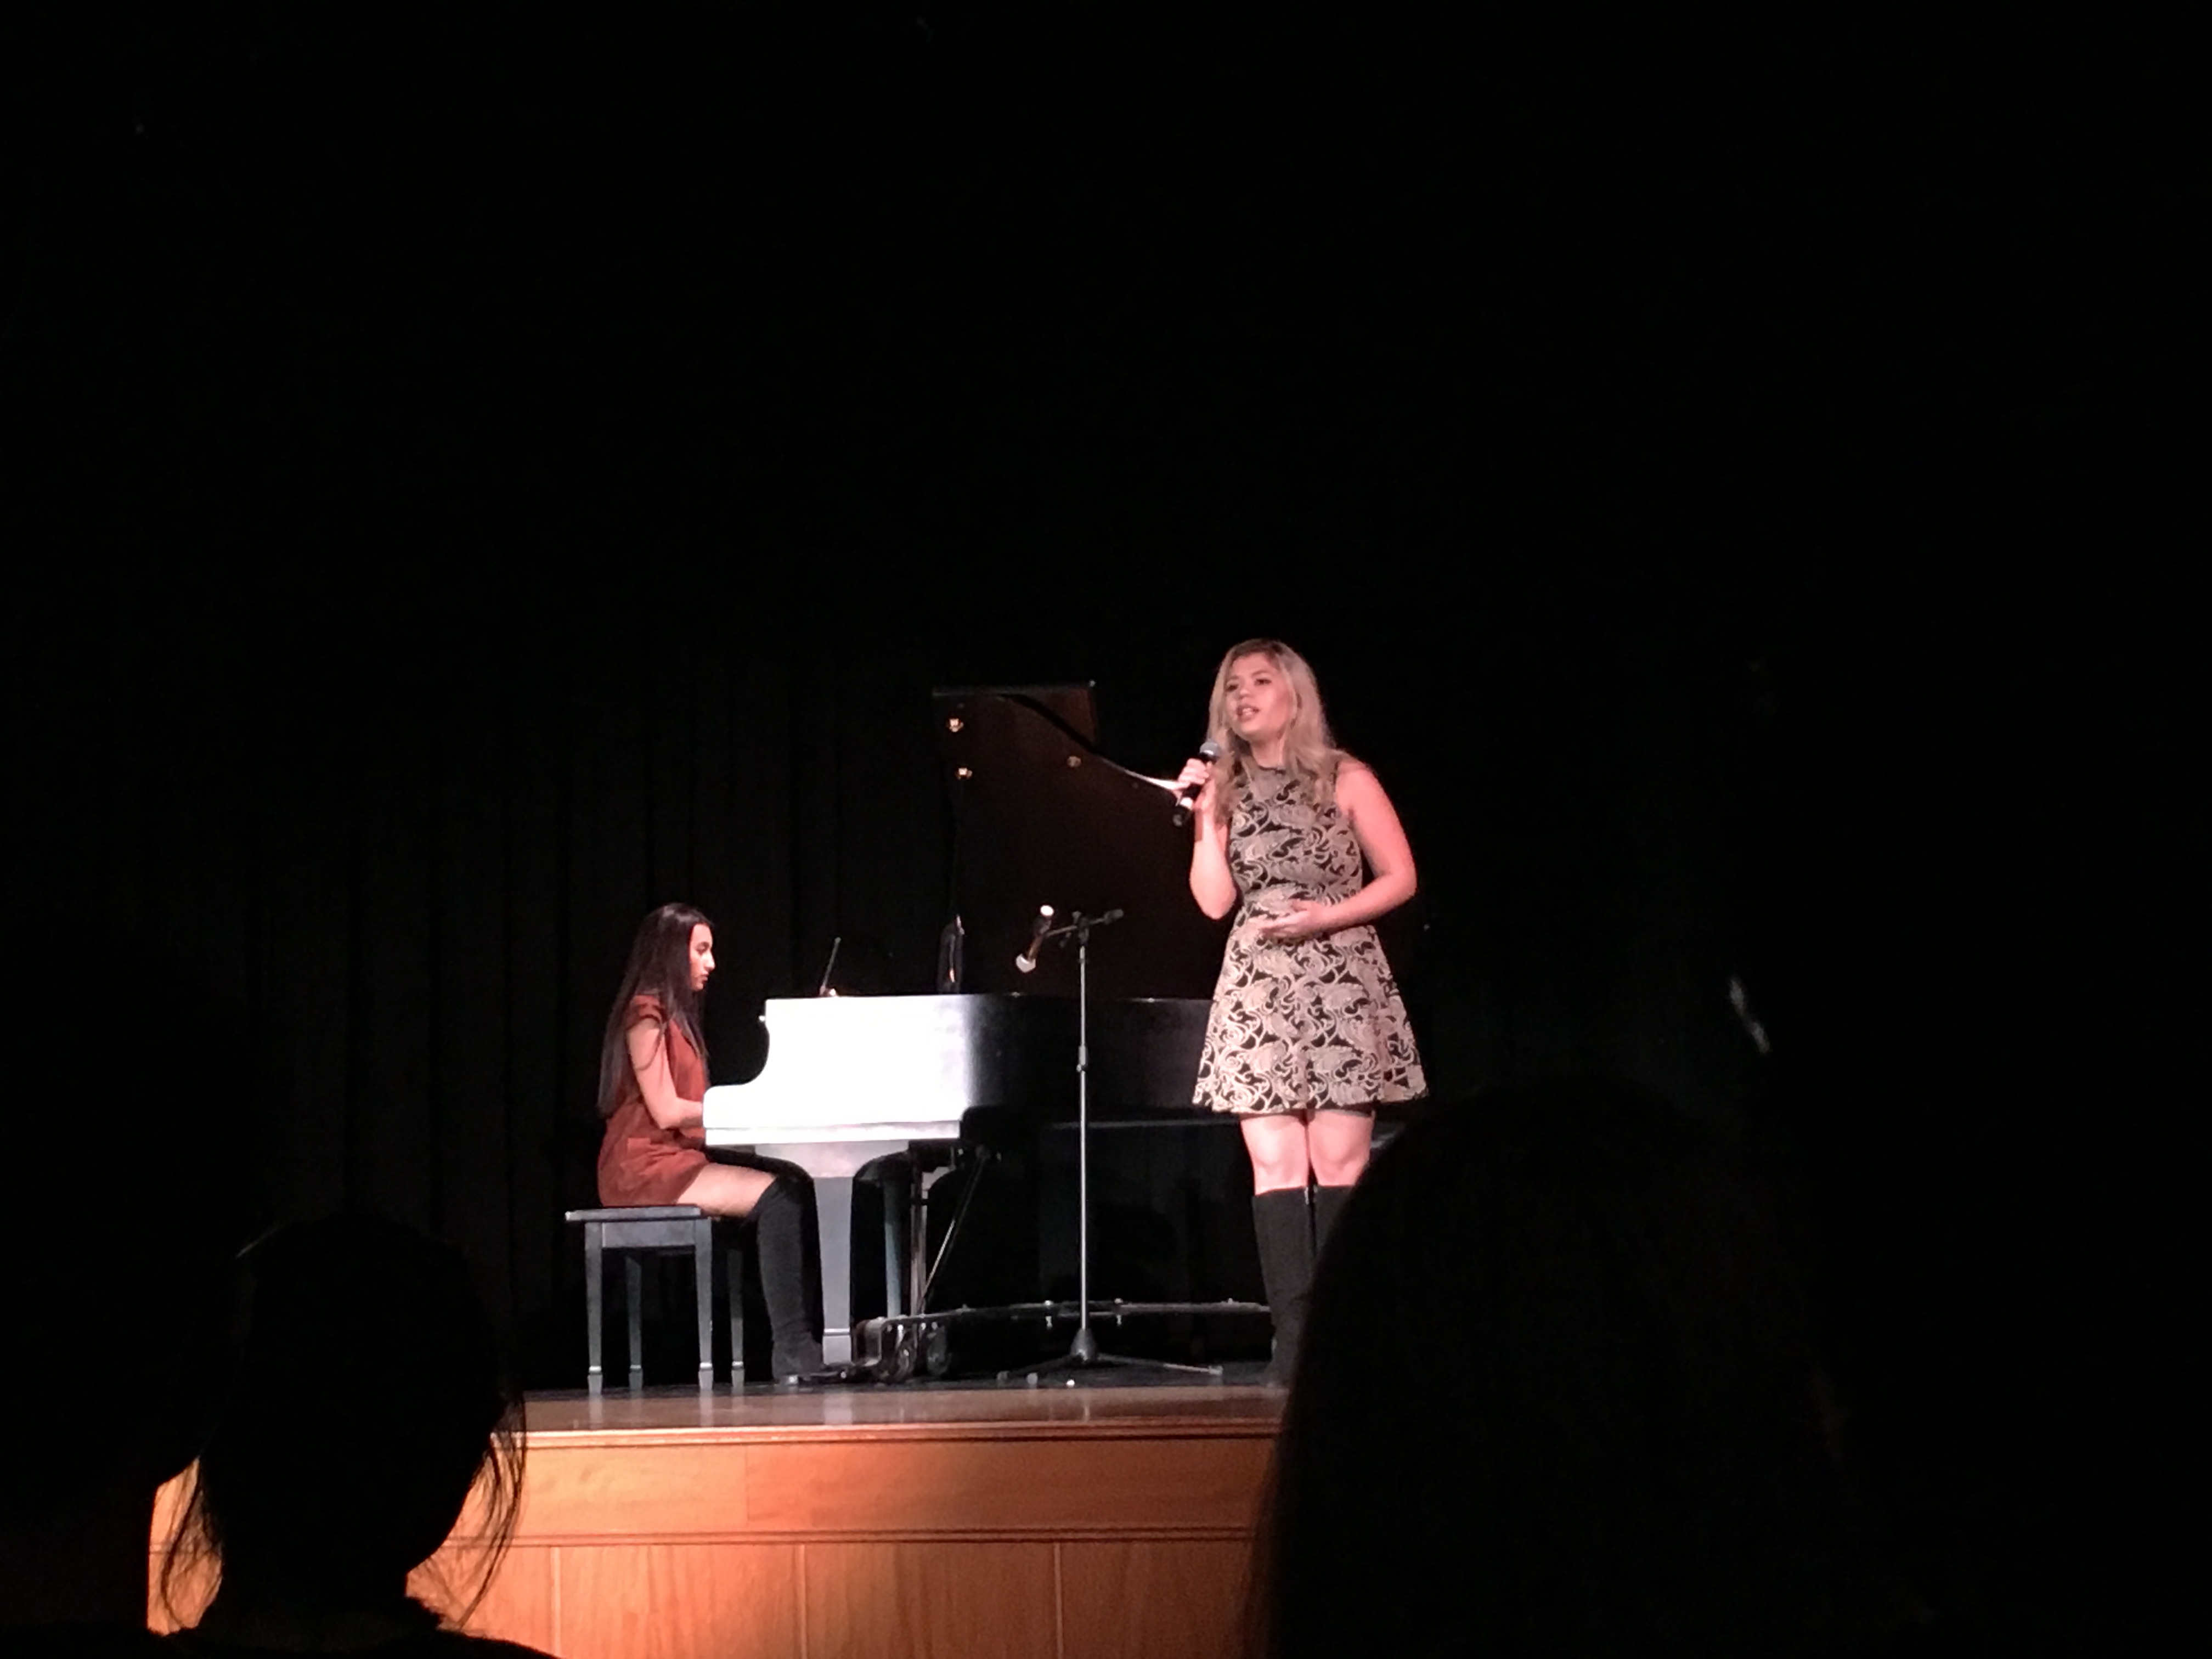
[1194,761,1427,1114]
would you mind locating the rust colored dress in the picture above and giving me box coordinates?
[595,994,711,1206]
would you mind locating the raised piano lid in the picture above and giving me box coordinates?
[701,991,1212,1140]
[934,686,1229,1001]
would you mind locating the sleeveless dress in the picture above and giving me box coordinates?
[1194,762,1427,1115]
[596,994,711,1206]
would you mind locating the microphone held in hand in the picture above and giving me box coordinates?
[1171,741,1223,826]
[1013,905,1056,974]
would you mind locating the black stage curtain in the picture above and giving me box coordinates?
[1,543,1773,1382]
[2,5,1803,1375]
[2,8,2187,1636]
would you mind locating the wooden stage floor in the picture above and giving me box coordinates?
[525,1369,1286,1433]
[154,1374,1286,1659]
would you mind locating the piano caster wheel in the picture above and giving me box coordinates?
[923,1321,952,1379]
[878,1327,920,1385]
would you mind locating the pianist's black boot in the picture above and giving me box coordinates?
[1252,1187,1314,1389]
[751,1181,824,1381]
[1312,1182,1356,1262]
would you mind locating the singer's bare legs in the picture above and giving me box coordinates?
[1242,1108,1374,1193]
[675,1163,776,1217]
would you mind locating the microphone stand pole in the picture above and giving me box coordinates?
[1007,907,1222,1385]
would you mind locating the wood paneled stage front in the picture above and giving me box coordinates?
[151,1379,1283,1659]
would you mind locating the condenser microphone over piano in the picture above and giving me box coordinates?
[1013,906,1055,973]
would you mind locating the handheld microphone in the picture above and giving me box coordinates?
[1013,905,1056,973]
[1171,741,1223,826]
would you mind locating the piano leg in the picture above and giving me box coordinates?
[877,1158,911,1321]
[908,1165,934,1321]
[814,1175,860,1370]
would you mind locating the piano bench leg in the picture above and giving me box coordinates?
[694,1219,715,1391]
[584,1225,605,1394]
[624,1255,645,1389]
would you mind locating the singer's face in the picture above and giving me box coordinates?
[688,924,716,992]
[1225,653,1293,751]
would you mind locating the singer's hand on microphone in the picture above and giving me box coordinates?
[1174,755,1216,812]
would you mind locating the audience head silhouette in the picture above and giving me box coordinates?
[1,906,262,1646]
[1254,1079,1887,1658]
[166,1215,528,1645]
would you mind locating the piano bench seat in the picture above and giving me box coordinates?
[565,1206,747,1392]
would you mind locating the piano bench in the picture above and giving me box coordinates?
[565,1206,746,1392]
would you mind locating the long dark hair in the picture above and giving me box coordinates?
[596,902,712,1120]
[161,1216,526,1628]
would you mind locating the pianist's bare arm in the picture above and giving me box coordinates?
[1183,759,1239,919]
[1252,762,1418,941]
[626,1016,704,1132]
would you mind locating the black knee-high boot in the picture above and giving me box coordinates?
[751,1182,824,1380]
[1312,1183,1356,1261]
[1252,1188,1314,1388]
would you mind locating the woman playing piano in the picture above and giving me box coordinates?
[1176,641,1426,1386]
[596,903,823,1380]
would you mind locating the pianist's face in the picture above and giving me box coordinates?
[687,924,716,992]
[1226,652,1294,752]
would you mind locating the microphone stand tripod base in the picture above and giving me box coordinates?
[1001,1349,1226,1388]
[993,905,1230,1389]
[994,1300,1230,1386]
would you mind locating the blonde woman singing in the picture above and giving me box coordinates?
[1176,641,1426,1385]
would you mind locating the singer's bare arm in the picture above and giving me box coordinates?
[1181,757,1239,919]
[1251,763,1417,940]
[627,1015,705,1131]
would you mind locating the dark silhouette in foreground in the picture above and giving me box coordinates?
[0,909,263,1655]
[159,1216,555,1656]
[1250,1080,1904,1658]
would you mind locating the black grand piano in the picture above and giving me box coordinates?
[701,686,1235,1373]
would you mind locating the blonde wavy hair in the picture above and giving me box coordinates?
[1205,639,1347,820]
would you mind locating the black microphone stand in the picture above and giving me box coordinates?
[1005,907,1223,1385]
